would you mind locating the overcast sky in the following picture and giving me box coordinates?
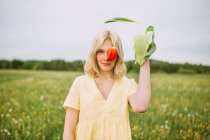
[0,0,210,65]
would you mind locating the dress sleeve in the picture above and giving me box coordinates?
[63,77,80,110]
[127,79,138,97]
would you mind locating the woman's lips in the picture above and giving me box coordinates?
[102,63,111,66]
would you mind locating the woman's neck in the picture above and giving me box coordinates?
[98,71,114,79]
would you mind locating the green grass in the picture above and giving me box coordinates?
[0,70,209,140]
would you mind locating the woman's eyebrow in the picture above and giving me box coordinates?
[96,49,105,52]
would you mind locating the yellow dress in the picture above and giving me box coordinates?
[63,75,137,140]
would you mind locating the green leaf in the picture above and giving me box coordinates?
[146,26,155,33]
[105,17,136,23]
[133,34,151,65]
[146,26,155,45]
[145,42,156,58]
[104,17,157,65]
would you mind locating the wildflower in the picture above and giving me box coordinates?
[40,96,44,100]
[9,108,12,112]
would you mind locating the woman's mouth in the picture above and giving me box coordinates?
[102,63,111,66]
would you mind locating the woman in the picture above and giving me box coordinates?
[63,30,151,140]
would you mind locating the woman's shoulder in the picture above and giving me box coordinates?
[72,74,93,89]
[121,76,136,82]
[74,74,92,82]
[120,76,137,85]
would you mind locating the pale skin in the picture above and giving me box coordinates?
[63,39,151,140]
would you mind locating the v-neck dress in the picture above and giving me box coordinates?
[63,75,137,140]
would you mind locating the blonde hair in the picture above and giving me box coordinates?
[84,30,127,80]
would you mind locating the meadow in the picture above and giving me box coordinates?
[0,70,209,140]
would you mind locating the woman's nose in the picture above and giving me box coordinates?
[104,52,108,61]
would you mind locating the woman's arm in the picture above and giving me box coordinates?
[128,59,151,113]
[63,108,79,140]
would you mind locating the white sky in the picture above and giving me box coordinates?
[0,0,210,65]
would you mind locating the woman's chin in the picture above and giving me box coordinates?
[99,66,113,72]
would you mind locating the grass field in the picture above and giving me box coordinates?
[0,70,209,140]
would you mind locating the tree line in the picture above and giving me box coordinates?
[0,59,209,74]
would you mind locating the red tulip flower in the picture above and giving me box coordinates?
[106,47,118,61]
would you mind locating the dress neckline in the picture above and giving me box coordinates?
[92,77,116,101]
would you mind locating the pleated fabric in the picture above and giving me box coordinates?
[63,75,137,140]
